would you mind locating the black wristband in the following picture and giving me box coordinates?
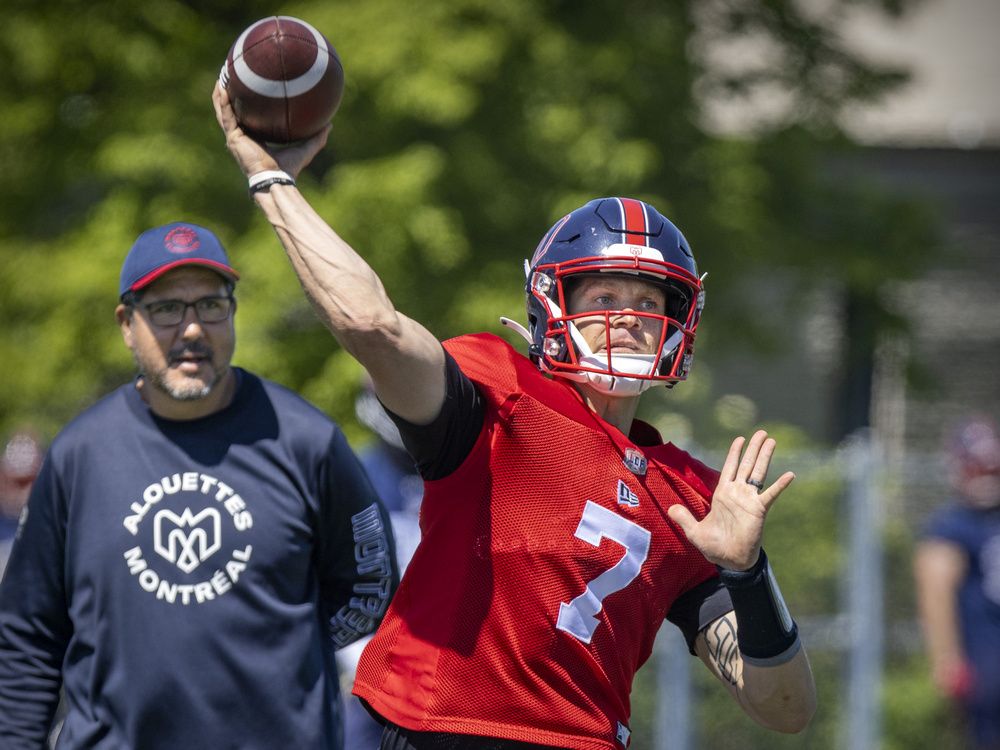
[718,548,800,664]
[248,177,295,195]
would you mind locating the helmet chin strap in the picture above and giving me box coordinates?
[504,296,684,398]
[502,312,649,397]
[567,321,683,398]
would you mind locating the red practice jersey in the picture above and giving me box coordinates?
[354,334,720,749]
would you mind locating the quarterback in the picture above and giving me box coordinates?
[214,83,816,749]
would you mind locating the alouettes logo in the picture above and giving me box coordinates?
[154,507,222,574]
[163,226,201,254]
[122,471,254,606]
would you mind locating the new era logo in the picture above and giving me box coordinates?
[616,480,639,508]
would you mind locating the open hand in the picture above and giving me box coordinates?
[212,82,331,181]
[667,430,794,571]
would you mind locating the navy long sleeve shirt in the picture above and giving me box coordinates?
[0,369,397,749]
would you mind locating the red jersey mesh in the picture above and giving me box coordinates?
[355,334,720,750]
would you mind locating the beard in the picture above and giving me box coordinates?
[134,344,225,402]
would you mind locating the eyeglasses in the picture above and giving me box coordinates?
[139,296,235,327]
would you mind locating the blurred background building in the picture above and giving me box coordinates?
[838,0,1000,525]
[703,0,1000,512]
[659,3,1000,748]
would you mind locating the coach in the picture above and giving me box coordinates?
[0,223,398,749]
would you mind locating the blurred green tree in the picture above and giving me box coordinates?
[0,0,936,444]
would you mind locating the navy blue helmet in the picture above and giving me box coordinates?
[508,197,704,396]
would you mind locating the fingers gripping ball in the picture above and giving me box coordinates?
[220,16,344,144]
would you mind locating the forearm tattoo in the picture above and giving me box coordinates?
[706,615,741,686]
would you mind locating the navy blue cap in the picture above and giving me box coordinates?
[119,222,239,297]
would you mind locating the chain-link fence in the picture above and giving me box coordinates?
[624,431,962,750]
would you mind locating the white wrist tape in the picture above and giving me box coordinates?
[248,170,295,195]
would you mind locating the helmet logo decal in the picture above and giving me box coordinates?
[530,213,572,267]
[601,243,666,263]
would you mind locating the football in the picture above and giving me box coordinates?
[220,16,344,144]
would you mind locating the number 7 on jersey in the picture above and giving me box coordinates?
[556,501,652,643]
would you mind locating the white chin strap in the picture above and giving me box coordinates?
[567,321,682,398]
[500,308,683,398]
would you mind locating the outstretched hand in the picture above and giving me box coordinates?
[212,82,331,181]
[667,430,794,571]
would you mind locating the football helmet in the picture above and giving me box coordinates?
[503,197,704,397]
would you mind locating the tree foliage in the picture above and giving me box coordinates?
[1,0,935,441]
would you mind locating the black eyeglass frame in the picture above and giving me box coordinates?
[137,295,236,327]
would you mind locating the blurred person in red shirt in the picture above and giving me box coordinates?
[914,416,1000,750]
[0,432,43,577]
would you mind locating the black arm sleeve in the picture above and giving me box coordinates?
[666,576,734,655]
[316,429,399,649]
[386,349,485,481]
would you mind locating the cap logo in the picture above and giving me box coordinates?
[164,227,201,255]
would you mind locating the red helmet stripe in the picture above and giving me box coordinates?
[620,198,649,246]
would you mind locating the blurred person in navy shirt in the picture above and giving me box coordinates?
[915,416,1000,750]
